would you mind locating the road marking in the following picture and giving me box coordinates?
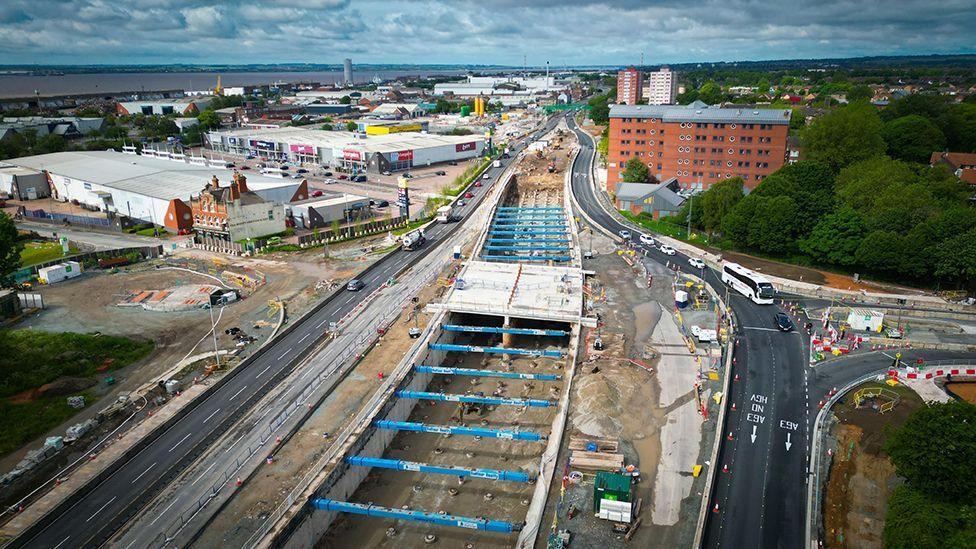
[277,348,292,360]
[228,385,247,401]
[255,363,273,378]
[53,536,70,549]
[750,424,758,443]
[298,333,310,344]
[316,318,329,329]
[169,433,192,453]
[786,432,793,451]
[149,496,181,526]
[741,326,784,332]
[191,462,217,485]
[225,432,247,453]
[202,408,220,424]
[85,495,117,522]
[131,462,157,484]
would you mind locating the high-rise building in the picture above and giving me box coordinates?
[343,58,353,85]
[606,101,790,192]
[644,67,677,105]
[616,68,643,106]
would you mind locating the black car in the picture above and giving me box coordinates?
[296,168,308,174]
[774,312,794,332]
[435,170,447,176]
[323,171,333,177]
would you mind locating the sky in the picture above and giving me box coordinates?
[0,0,973,66]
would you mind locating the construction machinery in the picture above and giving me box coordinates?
[401,228,426,251]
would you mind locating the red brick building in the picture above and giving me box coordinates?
[616,68,643,106]
[606,101,790,193]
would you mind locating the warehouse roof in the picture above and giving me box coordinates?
[6,150,297,201]
[214,127,483,153]
[610,101,790,124]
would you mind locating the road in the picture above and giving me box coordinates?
[564,113,808,549]
[14,116,563,549]
[16,220,164,251]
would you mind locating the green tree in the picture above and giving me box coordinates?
[801,102,886,170]
[799,206,864,266]
[934,228,976,288]
[339,95,352,105]
[748,195,798,254]
[789,109,805,132]
[883,485,974,549]
[854,230,904,274]
[676,88,699,105]
[846,84,873,103]
[835,156,915,213]
[882,115,946,164]
[0,212,23,286]
[942,103,976,152]
[320,123,333,131]
[197,109,220,130]
[345,121,358,132]
[620,157,650,183]
[587,92,611,125]
[881,93,947,123]
[698,177,744,235]
[722,193,759,247]
[886,400,976,504]
[698,82,723,105]
[597,127,609,164]
[32,134,67,154]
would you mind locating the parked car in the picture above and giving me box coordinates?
[296,168,308,174]
[458,199,467,207]
[240,165,250,170]
[449,161,458,166]
[659,244,676,255]
[465,191,474,199]
[688,258,706,270]
[639,234,655,247]
[435,170,447,176]
[225,162,236,168]
[618,229,631,240]
[352,175,367,182]
[346,279,364,292]
[292,173,304,179]
[474,181,483,187]
[381,170,392,176]
[337,174,349,180]
[774,312,794,332]
[323,171,333,177]
[280,165,290,170]
[311,190,324,197]
[403,173,413,178]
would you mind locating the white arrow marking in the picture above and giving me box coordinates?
[751,425,758,443]
[785,432,792,451]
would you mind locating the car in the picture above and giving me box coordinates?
[323,171,333,177]
[280,165,290,170]
[465,191,474,199]
[774,312,794,332]
[887,328,903,339]
[225,162,236,168]
[435,170,447,176]
[323,178,336,184]
[639,234,655,246]
[659,245,676,255]
[688,258,706,270]
[296,168,308,174]
[482,172,491,179]
[474,181,483,187]
[403,173,413,178]
[352,175,367,182]
[292,173,304,179]
[346,279,364,292]
[376,200,389,208]
[618,229,631,240]
[457,200,467,207]
[337,174,349,180]
[257,162,266,168]
[311,190,324,197]
[239,165,250,170]
[449,161,458,166]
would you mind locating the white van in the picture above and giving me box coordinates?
[688,258,706,270]
[639,234,655,247]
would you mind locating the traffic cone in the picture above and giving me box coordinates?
[731,402,737,411]
[733,373,740,382]
[235,477,243,487]
[712,503,720,513]
[727,431,734,441]
[275,436,281,444]
[722,464,730,473]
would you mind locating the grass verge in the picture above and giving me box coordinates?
[0,393,93,457]
[20,241,78,267]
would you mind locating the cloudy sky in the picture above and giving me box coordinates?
[0,0,973,65]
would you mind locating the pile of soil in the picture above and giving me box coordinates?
[36,376,97,398]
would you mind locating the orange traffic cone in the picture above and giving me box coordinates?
[712,503,720,513]
[727,432,734,441]
[733,373,740,382]
[235,477,242,487]
[722,464,730,474]
[731,402,737,411]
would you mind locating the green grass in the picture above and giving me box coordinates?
[0,330,154,399]
[442,157,492,197]
[0,394,93,457]
[20,241,77,267]
[134,227,160,237]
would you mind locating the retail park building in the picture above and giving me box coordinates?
[206,127,486,173]
[606,101,790,192]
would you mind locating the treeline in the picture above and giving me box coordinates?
[675,95,976,289]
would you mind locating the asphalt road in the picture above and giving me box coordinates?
[564,113,808,549]
[17,116,562,549]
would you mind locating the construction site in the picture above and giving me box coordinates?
[243,122,593,548]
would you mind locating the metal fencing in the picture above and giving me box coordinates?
[23,209,112,227]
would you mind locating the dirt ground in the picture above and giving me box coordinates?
[822,384,924,549]
[945,382,976,404]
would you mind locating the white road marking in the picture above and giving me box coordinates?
[225,432,247,453]
[741,326,784,333]
[169,433,192,453]
[149,496,181,526]
[191,462,217,485]
[131,462,157,484]
[298,333,310,344]
[316,318,328,329]
[228,385,247,401]
[53,536,70,549]
[85,495,117,522]
[202,408,220,424]
[277,348,292,360]
[255,363,273,378]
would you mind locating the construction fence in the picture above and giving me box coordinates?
[297,216,409,247]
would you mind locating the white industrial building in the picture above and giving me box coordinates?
[207,127,486,173]
[433,75,566,97]
[5,151,308,232]
[117,97,213,116]
[289,193,370,229]
[0,164,50,199]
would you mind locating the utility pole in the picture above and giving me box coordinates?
[687,191,693,240]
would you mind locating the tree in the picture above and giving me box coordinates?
[320,123,333,131]
[834,156,915,213]
[854,230,904,274]
[883,485,975,549]
[32,134,67,154]
[801,102,886,170]
[0,212,23,287]
[934,228,976,288]
[339,95,352,105]
[886,400,976,504]
[698,82,723,105]
[799,206,864,266]
[942,103,976,153]
[846,84,873,103]
[676,88,699,105]
[698,177,744,235]
[789,109,805,132]
[748,195,798,254]
[620,157,649,183]
[722,194,760,247]
[197,109,220,130]
[345,121,358,132]
[882,115,946,164]
[881,93,947,123]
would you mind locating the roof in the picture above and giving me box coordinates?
[931,151,976,168]
[5,150,296,201]
[0,164,41,177]
[213,126,484,154]
[610,102,791,124]
[615,181,685,209]
[292,193,369,209]
[372,103,424,114]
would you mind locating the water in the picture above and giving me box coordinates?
[0,69,464,98]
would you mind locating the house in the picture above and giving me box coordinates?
[190,172,285,242]
[614,178,686,220]
[370,103,427,119]
[931,152,976,185]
